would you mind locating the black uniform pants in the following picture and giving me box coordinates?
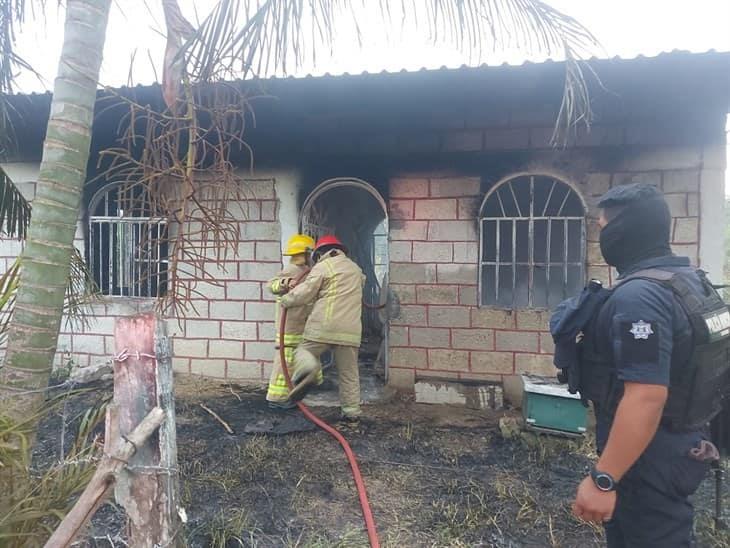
[603,429,710,547]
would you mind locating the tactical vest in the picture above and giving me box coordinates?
[579,268,730,432]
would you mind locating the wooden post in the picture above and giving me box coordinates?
[113,313,181,547]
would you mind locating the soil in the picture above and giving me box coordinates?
[33,376,730,548]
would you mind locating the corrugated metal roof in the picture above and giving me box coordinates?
[12,48,730,97]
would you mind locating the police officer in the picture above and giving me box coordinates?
[571,183,721,546]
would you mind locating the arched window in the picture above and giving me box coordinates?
[479,174,585,309]
[88,183,168,297]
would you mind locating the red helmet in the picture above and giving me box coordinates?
[314,235,345,252]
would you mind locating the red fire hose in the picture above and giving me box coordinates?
[278,271,380,548]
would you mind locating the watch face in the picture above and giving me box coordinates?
[595,473,613,491]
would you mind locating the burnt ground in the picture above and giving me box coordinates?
[33,376,730,548]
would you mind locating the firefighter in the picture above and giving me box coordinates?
[265,234,323,410]
[280,235,366,423]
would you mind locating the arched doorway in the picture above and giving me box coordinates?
[300,177,389,387]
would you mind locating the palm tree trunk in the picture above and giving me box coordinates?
[0,0,111,518]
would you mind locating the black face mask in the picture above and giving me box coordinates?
[599,197,672,274]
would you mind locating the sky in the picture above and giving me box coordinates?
[10,0,730,191]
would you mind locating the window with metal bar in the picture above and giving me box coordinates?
[479,175,585,309]
[88,183,168,298]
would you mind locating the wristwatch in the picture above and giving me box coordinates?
[590,467,617,492]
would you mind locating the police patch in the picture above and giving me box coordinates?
[629,320,654,340]
[619,320,660,364]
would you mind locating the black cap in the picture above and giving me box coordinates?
[597,182,664,209]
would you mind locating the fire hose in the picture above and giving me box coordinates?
[278,269,380,548]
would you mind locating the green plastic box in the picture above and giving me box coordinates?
[521,375,588,437]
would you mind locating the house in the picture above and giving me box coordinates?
[2,50,729,405]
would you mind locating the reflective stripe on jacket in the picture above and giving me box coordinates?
[269,261,311,347]
[281,251,365,347]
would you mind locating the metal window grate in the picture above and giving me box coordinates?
[479,175,586,309]
[88,183,168,298]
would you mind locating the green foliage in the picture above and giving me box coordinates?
[0,397,107,547]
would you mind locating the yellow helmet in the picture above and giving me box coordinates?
[284,234,315,256]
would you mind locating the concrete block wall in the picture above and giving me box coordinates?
[0,169,285,384]
[386,140,723,392]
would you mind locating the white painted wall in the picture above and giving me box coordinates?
[699,144,727,281]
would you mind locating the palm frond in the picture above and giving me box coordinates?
[0,249,101,346]
[0,167,31,240]
[180,0,599,140]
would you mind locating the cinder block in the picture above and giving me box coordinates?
[185,320,220,338]
[413,242,453,263]
[256,241,282,261]
[586,219,601,242]
[516,310,550,331]
[389,241,412,262]
[386,367,415,391]
[416,285,459,305]
[702,144,727,170]
[210,301,245,320]
[174,339,208,358]
[452,328,494,350]
[392,305,428,327]
[389,347,428,368]
[471,308,514,329]
[226,360,263,380]
[459,286,478,306]
[190,359,227,378]
[72,334,105,354]
[244,179,276,199]
[390,178,429,198]
[515,354,555,377]
[227,281,262,300]
[236,241,256,260]
[410,327,450,348]
[258,322,275,341]
[390,200,414,220]
[663,170,700,193]
[458,198,480,220]
[401,132,439,153]
[239,262,282,281]
[672,244,699,263]
[585,173,611,196]
[619,147,702,171]
[437,264,478,284]
[496,331,539,352]
[390,283,417,304]
[221,321,258,340]
[190,281,226,300]
[389,326,409,347]
[172,357,190,374]
[614,171,662,188]
[240,222,280,240]
[390,220,429,241]
[442,130,482,152]
[664,194,688,217]
[415,199,458,220]
[484,128,529,150]
[673,218,698,244]
[390,263,437,284]
[540,333,555,354]
[587,242,604,265]
[201,262,239,280]
[428,220,478,242]
[429,306,470,328]
[245,341,272,361]
[430,177,481,198]
[428,349,469,371]
[245,301,273,322]
[260,201,278,221]
[687,193,699,216]
[453,242,478,262]
[471,351,514,374]
[209,340,243,359]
